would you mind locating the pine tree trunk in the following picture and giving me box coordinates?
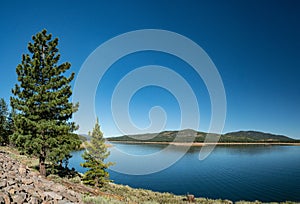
[39,150,46,176]
[95,178,98,187]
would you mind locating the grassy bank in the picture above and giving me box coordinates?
[0,146,298,204]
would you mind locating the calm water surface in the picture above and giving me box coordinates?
[68,144,300,202]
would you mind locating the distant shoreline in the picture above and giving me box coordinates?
[107,141,300,146]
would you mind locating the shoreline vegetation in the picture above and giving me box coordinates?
[1,145,299,204]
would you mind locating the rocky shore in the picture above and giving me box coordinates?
[0,151,82,204]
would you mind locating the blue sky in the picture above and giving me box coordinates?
[0,0,299,138]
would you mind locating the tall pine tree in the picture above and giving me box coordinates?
[81,118,113,187]
[11,29,80,176]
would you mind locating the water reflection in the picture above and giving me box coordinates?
[109,142,290,156]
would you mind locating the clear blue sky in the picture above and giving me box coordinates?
[0,0,299,138]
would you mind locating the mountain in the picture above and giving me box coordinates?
[221,131,295,142]
[107,129,299,143]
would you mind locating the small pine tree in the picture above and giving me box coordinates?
[81,118,113,187]
[10,29,80,176]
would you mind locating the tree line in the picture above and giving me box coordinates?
[0,29,111,187]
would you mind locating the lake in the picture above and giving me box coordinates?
[68,143,300,202]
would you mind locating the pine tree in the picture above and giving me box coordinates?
[81,118,113,187]
[0,98,9,145]
[6,108,16,141]
[10,29,80,176]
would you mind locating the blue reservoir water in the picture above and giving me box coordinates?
[68,144,300,202]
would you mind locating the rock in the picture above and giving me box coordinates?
[28,196,42,204]
[21,185,38,198]
[0,192,11,204]
[44,192,63,200]
[61,192,78,203]
[0,152,82,203]
[42,181,55,191]
[18,164,27,176]
[8,171,17,177]
[41,201,52,204]
[52,185,65,193]
[1,173,7,179]
[7,180,16,186]
[57,200,73,204]
[14,175,22,183]
[0,180,7,188]
[22,178,34,185]
[36,189,46,200]
[187,194,195,202]
[0,196,4,203]
[12,193,27,203]
[8,188,15,195]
